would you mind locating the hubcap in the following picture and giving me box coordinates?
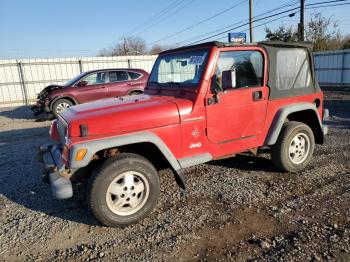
[56,102,70,112]
[106,171,149,216]
[288,132,310,164]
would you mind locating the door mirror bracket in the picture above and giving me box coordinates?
[207,93,220,105]
[222,68,236,90]
[77,80,88,87]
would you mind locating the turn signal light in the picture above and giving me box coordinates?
[75,148,87,161]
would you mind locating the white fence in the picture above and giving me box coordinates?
[314,49,350,87]
[0,55,157,108]
[1,50,349,108]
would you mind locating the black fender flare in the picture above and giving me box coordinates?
[265,102,324,145]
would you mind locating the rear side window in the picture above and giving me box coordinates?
[276,48,312,90]
[128,71,142,80]
[109,71,129,82]
[215,50,263,91]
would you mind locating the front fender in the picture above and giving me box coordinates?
[68,131,181,171]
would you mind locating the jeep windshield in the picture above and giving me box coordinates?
[148,49,210,87]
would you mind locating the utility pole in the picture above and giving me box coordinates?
[249,0,253,42]
[299,0,305,41]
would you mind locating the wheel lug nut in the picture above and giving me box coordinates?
[131,186,134,190]
[126,197,130,201]
[121,194,125,198]
[123,187,127,191]
[132,193,136,197]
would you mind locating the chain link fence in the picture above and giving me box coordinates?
[0,55,157,108]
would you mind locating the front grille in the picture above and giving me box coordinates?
[57,116,68,144]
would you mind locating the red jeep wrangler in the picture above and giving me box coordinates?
[41,41,329,227]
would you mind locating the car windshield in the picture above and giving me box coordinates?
[148,49,210,86]
[64,72,86,87]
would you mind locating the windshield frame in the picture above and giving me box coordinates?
[64,72,87,87]
[147,47,211,89]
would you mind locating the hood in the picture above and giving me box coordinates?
[60,94,188,137]
[38,84,64,99]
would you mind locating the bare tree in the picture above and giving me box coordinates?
[264,12,345,51]
[342,34,350,49]
[305,12,342,51]
[99,37,180,56]
[149,44,177,54]
[99,36,147,56]
[265,25,298,42]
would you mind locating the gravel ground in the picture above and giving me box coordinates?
[0,91,349,262]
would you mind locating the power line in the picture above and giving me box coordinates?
[186,7,300,45]
[127,0,186,35]
[177,0,300,45]
[132,0,196,36]
[306,0,348,7]
[215,13,297,41]
[150,0,247,45]
[306,2,350,8]
[184,0,349,45]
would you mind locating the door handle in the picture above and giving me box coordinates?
[101,86,106,88]
[253,91,263,101]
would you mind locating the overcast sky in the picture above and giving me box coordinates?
[0,0,349,59]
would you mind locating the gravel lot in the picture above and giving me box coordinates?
[0,91,349,261]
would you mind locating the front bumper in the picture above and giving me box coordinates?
[40,143,73,199]
[31,104,45,116]
[322,108,330,135]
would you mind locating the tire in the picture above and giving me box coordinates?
[88,153,160,227]
[271,121,315,172]
[52,98,73,117]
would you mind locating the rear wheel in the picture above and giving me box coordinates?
[52,98,73,117]
[88,153,160,227]
[271,121,315,172]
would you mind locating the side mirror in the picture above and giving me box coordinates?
[77,80,88,87]
[222,69,236,90]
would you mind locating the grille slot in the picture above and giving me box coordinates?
[57,116,67,144]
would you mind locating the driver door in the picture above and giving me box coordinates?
[206,49,268,145]
[75,71,108,103]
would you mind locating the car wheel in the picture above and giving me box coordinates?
[88,153,160,227]
[271,121,315,172]
[52,99,73,117]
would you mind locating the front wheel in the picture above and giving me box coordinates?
[52,98,73,117]
[271,121,315,172]
[88,153,160,227]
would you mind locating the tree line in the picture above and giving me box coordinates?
[265,12,350,51]
[99,37,176,56]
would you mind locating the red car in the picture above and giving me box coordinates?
[31,68,149,117]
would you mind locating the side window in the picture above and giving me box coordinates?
[214,50,263,91]
[81,72,106,85]
[109,71,129,82]
[128,71,142,80]
[276,49,311,90]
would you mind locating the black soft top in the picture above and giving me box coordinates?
[160,41,313,54]
[161,41,320,99]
